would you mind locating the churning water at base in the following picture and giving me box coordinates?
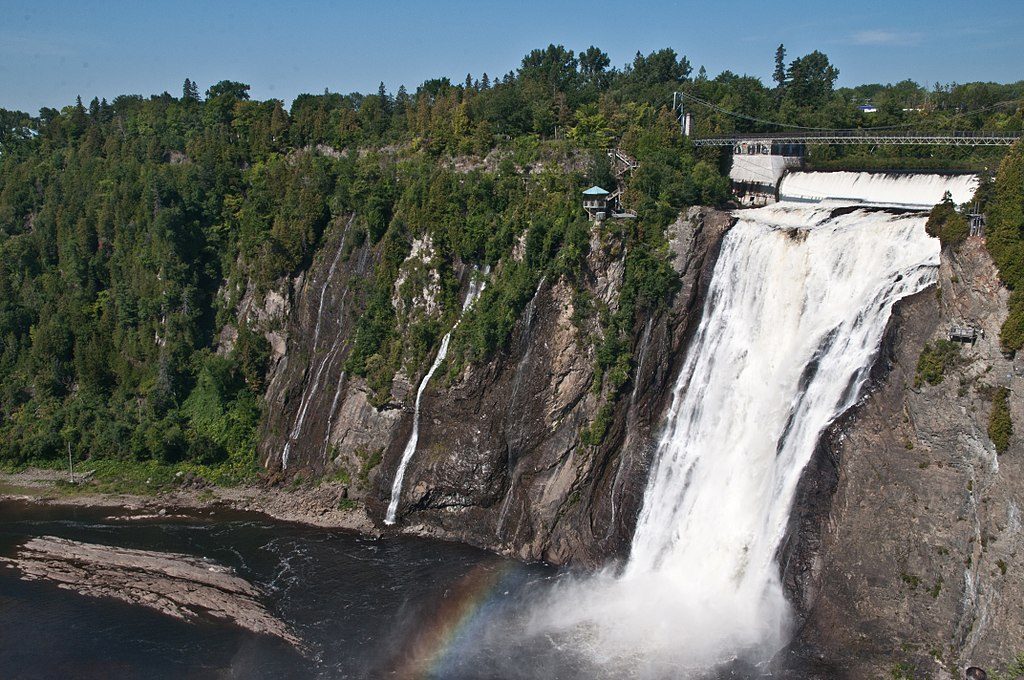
[523,175,975,676]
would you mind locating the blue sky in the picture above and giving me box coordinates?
[1,0,1021,113]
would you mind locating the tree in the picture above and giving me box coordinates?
[206,80,250,101]
[567,103,613,149]
[579,46,611,88]
[986,140,1024,350]
[0,108,34,154]
[182,78,200,102]
[630,48,691,86]
[785,50,838,106]
[520,44,578,94]
[773,44,787,91]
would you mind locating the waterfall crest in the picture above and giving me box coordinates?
[527,173,974,674]
[779,170,978,208]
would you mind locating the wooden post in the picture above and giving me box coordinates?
[68,440,74,484]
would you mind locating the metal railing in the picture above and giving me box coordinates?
[692,130,1023,148]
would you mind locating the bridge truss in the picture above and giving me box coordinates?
[692,130,1022,149]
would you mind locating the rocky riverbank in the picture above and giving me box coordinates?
[0,467,376,535]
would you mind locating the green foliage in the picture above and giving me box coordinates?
[986,141,1024,351]
[925,192,969,247]
[356,447,383,486]
[1,43,1018,474]
[900,572,921,589]
[337,498,360,511]
[990,653,1024,680]
[784,51,839,107]
[914,340,961,387]
[988,386,1012,454]
[580,403,614,446]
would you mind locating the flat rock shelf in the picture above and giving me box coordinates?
[0,535,303,650]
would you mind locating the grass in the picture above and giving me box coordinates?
[337,498,360,511]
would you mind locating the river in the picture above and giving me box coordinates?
[0,501,561,680]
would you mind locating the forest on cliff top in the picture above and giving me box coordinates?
[1,44,1022,474]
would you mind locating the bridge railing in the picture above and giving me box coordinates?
[691,129,1023,147]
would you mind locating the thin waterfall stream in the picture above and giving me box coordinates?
[385,268,490,525]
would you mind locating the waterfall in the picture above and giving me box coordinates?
[779,170,977,208]
[529,173,973,675]
[384,268,489,525]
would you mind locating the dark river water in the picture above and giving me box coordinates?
[0,501,814,679]
[0,501,566,680]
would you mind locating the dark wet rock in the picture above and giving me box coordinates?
[257,206,732,565]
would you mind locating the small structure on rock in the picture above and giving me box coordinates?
[949,323,980,344]
[582,186,610,221]
[582,149,640,221]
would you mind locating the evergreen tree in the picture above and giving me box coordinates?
[579,46,611,87]
[182,78,200,102]
[773,44,787,90]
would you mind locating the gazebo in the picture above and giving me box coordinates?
[582,186,610,221]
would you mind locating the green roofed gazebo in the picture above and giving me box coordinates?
[582,186,610,220]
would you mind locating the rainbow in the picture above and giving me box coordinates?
[385,561,519,679]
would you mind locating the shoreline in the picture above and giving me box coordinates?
[0,467,379,536]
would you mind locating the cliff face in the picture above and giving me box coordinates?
[254,198,1022,670]
[787,237,1024,678]
[257,207,732,565]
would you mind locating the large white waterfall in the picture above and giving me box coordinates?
[530,173,975,675]
[385,268,489,525]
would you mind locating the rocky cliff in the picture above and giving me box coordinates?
[250,196,1021,673]
[787,237,1024,678]
[255,207,732,565]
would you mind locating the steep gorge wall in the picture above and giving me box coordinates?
[786,237,1024,678]
[254,207,732,565]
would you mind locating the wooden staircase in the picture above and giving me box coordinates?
[607,149,638,218]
